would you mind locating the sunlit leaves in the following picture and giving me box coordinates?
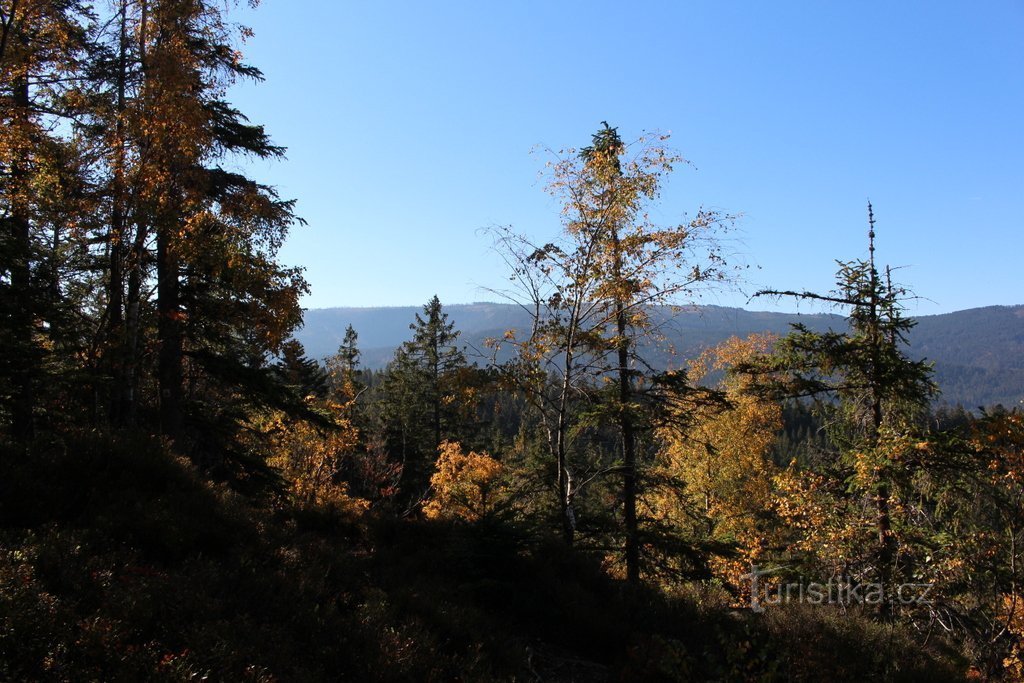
[649,335,782,591]
[423,441,507,522]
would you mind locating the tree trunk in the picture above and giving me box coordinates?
[122,0,150,427]
[123,218,148,426]
[8,71,35,441]
[867,216,896,614]
[432,343,441,450]
[618,301,639,584]
[157,219,182,441]
[612,228,639,584]
[107,0,130,426]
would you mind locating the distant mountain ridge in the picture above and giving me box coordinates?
[296,303,1024,410]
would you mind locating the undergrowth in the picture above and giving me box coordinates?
[0,430,965,681]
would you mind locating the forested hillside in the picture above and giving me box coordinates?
[300,303,1024,409]
[2,2,1021,681]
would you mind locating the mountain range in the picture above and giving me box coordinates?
[296,303,1024,410]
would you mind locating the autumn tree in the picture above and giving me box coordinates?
[85,0,139,426]
[131,0,293,442]
[264,401,364,511]
[423,440,507,522]
[0,0,91,439]
[969,406,1024,677]
[80,0,308,462]
[489,124,733,582]
[252,342,366,512]
[2,0,310,476]
[888,405,1024,676]
[649,335,783,591]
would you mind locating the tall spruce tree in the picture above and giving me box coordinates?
[742,203,937,605]
[123,0,305,453]
[380,296,468,498]
[0,1,308,463]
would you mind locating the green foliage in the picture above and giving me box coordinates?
[0,9,1017,676]
[741,207,938,596]
[274,339,329,399]
[326,324,364,400]
[374,295,475,498]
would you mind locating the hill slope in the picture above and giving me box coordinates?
[297,303,1024,409]
[0,432,963,680]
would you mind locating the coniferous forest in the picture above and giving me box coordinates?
[2,2,1022,681]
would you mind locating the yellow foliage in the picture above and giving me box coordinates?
[423,441,506,522]
[771,434,932,582]
[1004,593,1024,680]
[265,400,367,512]
[649,335,782,592]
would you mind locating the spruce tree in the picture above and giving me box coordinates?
[328,325,362,394]
[380,296,468,498]
[742,203,937,605]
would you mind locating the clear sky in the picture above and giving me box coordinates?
[226,1,1023,315]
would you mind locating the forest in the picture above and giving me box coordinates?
[296,303,1024,410]
[2,2,1022,681]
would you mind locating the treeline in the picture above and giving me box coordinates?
[3,2,1023,680]
[328,291,1023,678]
[1,0,308,471]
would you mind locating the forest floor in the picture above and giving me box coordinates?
[1,430,966,681]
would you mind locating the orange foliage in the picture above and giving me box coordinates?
[1003,592,1024,680]
[650,335,783,592]
[423,441,506,522]
[267,400,368,513]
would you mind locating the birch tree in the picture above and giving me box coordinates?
[489,124,734,582]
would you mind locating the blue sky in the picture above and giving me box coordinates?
[227,1,1023,315]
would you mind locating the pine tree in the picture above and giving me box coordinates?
[276,339,328,400]
[408,295,466,450]
[121,0,305,450]
[327,324,363,401]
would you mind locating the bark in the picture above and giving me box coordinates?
[108,0,129,425]
[122,0,150,427]
[157,215,182,441]
[123,217,148,425]
[617,302,639,584]
[8,70,35,440]
[612,228,639,584]
[867,215,896,615]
